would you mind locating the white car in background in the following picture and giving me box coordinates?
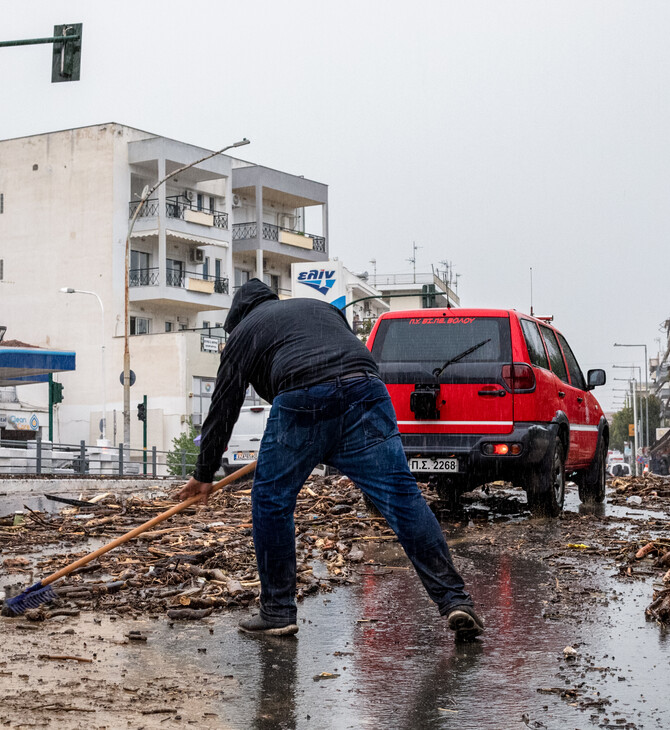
[607,462,631,477]
[221,387,270,474]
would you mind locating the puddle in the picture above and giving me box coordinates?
[3,533,666,729]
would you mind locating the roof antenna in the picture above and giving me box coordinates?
[529,267,534,317]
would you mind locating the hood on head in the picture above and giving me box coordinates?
[224,278,279,334]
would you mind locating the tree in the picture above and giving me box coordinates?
[355,318,375,344]
[166,419,200,477]
[609,395,662,452]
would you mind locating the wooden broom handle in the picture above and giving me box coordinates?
[42,461,257,587]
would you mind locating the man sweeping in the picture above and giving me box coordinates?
[178,279,484,640]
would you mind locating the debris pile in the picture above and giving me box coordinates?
[1,475,397,619]
[608,473,670,508]
[613,535,670,625]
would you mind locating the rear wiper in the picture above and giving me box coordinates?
[432,338,491,379]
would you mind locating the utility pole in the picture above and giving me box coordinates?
[632,378,639,476]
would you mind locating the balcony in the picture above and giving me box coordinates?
[129,267,230,312]
[232,222,326,254]
[128,197,229,234]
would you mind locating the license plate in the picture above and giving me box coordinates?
[233,451,256,461]
[409,457,459,473]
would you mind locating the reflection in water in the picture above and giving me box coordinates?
[346,538,577,729]
[250,635,298,730]
[401,641,484,730]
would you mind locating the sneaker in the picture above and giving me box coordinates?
[446,605,484,641]
[238,614,299,636]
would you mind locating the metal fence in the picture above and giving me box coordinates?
[0,438,199,479]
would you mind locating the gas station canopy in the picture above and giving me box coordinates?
[0,343,76,387]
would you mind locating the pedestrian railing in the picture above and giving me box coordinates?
[0,438,199,479]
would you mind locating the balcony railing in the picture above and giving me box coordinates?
[232,222,258,240]
[128,196,229,229]
[129,267,160,286]
[129,198,159,218]
[232,222,326,252]
[129,267,229,295]
[166,195,228,229]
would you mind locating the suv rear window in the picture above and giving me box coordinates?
[371,316,512,376]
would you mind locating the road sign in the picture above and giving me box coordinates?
[119,370,136,386]
[628,424,635,436]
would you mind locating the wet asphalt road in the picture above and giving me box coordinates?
[2,484,668,729]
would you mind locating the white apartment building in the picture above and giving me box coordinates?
[0,123,328,453]
[367,270,460,310]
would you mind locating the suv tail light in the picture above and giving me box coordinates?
[502,363,535,392]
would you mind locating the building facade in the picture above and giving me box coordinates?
[367,270,460,310]
[0,123,328,454]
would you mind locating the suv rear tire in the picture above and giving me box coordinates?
[526,438,566,517]
[577,439,606,504]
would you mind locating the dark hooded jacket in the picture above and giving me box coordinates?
[193,279,379,482]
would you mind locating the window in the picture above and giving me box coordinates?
[0,193,3,213]
[263,273,280,294]
[165,321,173,333]
[215,258,222,280]
[243,384,268,407]
[520,320,549,370]
[179,323,187,331]
[202,320,211,329]
[197,193,203,211]
[203,257,210,280]
[557,333,587,390]
[540,326,569,383]
[193,376,216,421]
[167,259,184,287]
[234,268,251,288]
[130,250,151,286]
[130,316,150,335]
[371,317,512,372]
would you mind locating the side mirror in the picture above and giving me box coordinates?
[587,369,606,390]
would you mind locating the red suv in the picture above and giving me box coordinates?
[367,308,608,516]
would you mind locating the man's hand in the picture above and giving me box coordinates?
[176,477,214,505]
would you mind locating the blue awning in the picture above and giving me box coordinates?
[0,347,76,387]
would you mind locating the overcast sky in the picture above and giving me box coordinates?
[1,1,668,412]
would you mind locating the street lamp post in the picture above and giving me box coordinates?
[122,137,250,447]
[59,287,107,441]
[612,364,643,446]
[614,343,649,454]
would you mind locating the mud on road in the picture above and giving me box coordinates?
[1,474,669,729]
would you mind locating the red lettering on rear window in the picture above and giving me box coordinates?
[407,317,475,325]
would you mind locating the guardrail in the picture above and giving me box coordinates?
[0,438,199,479]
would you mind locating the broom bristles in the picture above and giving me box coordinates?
[4,582,58,615]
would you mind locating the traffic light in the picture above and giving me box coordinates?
[50,381,64,404]
[51,24,83,83]
[137,403,146,422]
[421,284,436,308]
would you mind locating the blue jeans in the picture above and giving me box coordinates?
[252,375,473,624]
